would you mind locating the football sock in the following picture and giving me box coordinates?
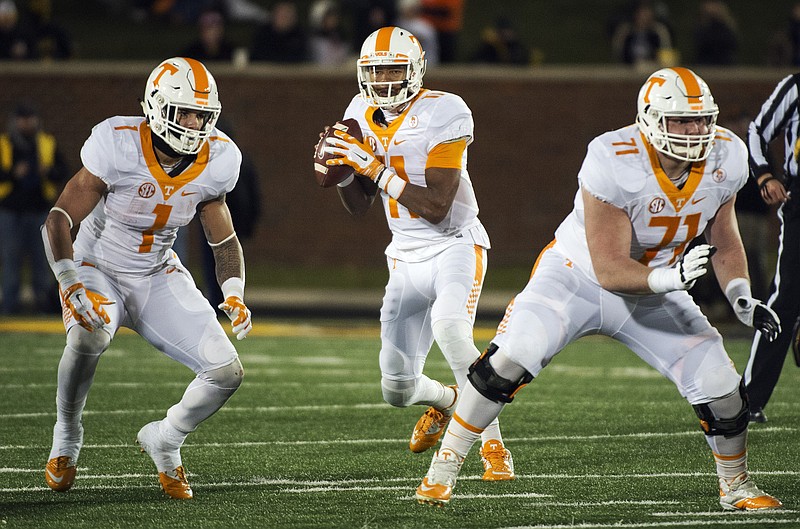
[440,383,506,458]
[705,430,748,481]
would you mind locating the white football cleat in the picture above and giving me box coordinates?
[137,420,193,499]
[415,448,465,506]
[719,472,782,510]
[45,422,84,492]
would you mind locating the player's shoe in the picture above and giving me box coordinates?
[416,448,464,506]
[45,456,77,492]
[479,439,515,481]
[719,472,782,510]
[749,407,768,423]
[136,421,193,500]
[410,385,458,453]
[45,422,84,492]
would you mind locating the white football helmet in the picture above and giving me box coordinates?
[636,67,718,162]
[141,57,221,155]
[357,26,426,111]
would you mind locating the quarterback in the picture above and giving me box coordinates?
[42,57,252,499]
[321,26,513,479]
[415,67,783,510]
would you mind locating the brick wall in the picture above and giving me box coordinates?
[0,64,789,270]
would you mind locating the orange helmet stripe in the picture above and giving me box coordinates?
[670,66,703,108]
[183,57,210,103]
[375,26,395,52]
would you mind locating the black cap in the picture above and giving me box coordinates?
[13,101,37,117]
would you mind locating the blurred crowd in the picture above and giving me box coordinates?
[4,0,800,67]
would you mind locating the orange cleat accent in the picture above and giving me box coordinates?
[719,473,782,510]
[158,466,193,500]
[409,385,458,453]
[45,456,77,492]
[479,439,515,481]
[415,448,464,506]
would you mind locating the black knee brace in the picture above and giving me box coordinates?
[467,343,533,404]
[692,379,749,438]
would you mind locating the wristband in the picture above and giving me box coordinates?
[51,258,79,291]
[724,277,751,307]
[646,267,676,294]
[337,174,355,187]
[375,168,407,200]
[221,277,245,300]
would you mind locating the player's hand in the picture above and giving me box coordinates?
[648,244,716,293]
[219,296,252,340]
[676,244,716,289]
[759,174,790,206]
[61,283,113,332]
[323,130,385,180]
[732,296,781,342]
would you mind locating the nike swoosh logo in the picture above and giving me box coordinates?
[418,482,438,492]
[354,152,368,162]
[394,139,406,146]
[46,468,64,483]
[691,196,706,205]
[181,191,197,196]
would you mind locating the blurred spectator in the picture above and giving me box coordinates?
[420,0,462,63]
[343,0,395,55]
[133,0,267,25]
[693,0,738,65]
[611,0,674,67]
[0,102,68,314]
[396,0,439,65]
[250,1,307,62]
[0,0,32,60]
[180,7,235,62]
[470,16,529,65]
[27,0,73,60]
[308,0,350,65]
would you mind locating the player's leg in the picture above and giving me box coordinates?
[744,211,800,420]
[429,244,511,478]
[378,257,457,450]
[132,262,242,499]
[418,249,595,504]
[46,266,120,492]
[616,291,781,511]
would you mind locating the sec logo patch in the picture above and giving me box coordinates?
[648,197,666,214]
[138,182,156,198]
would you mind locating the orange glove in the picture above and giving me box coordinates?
[219,296,252,340]
[323,130,385,180]
[61,282,114,332]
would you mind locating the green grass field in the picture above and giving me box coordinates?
[1,319,798,528]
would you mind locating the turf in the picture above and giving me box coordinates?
[0,320,798,528]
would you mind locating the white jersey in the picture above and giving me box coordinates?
[74,116,241,275]
[553,124,748,283]
[343,89,490,262]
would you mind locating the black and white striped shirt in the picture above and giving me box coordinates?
[748,73,800,190]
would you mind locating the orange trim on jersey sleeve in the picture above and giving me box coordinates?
[642,132,705,213]
[139,121,210,200]
[114,126,139,131]
[425,139,467,169]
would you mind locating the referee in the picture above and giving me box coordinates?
[744,73,798,423]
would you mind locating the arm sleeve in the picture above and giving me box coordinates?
[578,138,623,207]
[426,95,474,151]
[748,74,799,179]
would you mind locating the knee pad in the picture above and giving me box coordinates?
[468,343,533,404]
[202,358,244,391]
[692,379,749,438]
[432,319,480,371]
[66,325,111,356]
[381,377,416,408]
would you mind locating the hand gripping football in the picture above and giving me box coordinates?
[314,118,363,187]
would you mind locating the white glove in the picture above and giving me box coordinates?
[323,130,385,180]
[218,296,252,340]
[647,244,716,294]
[732,297,781,342]
[52,258,113,332]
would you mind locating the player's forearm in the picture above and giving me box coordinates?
[710,242,749,292]
[593,257,653,294]
[395,184,452,224]
[42,210,75,263]
[211,236,245,287]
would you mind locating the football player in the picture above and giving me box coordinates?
[42,57,252,499]
[415,67,783,511]
[321,26,514,479]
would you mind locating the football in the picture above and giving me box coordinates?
[314,118,363,188]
